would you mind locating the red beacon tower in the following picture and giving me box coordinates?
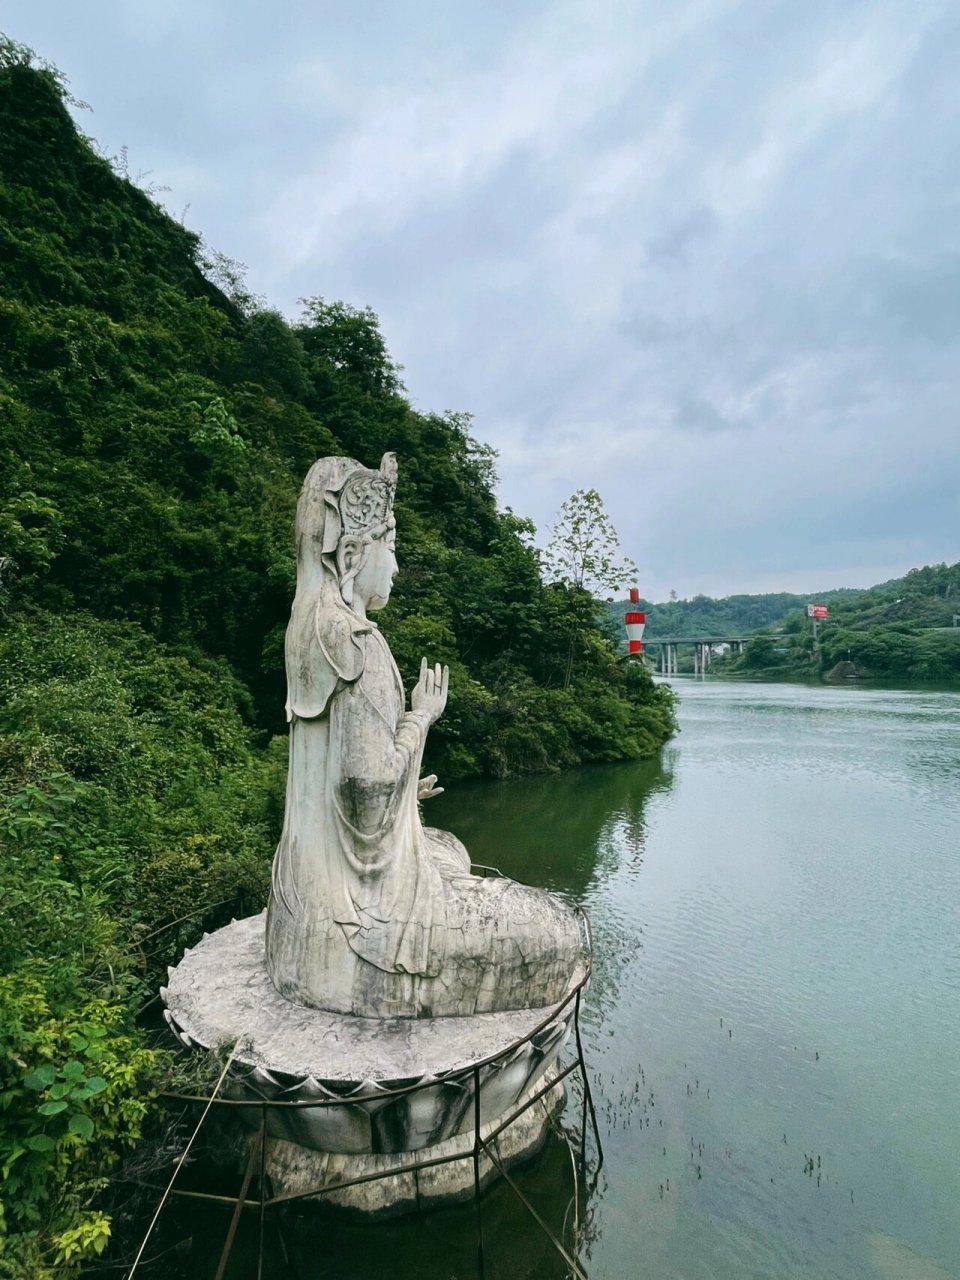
[624,587,646,656]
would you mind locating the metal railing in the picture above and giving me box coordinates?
[129,903,602,1280]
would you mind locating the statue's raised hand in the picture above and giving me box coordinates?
[412,659,449,724]
[417,774,444,801]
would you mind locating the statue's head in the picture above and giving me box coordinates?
[296,453,398,612]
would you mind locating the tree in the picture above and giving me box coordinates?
[297,297,403,397]
[543,489,638,598]
[543,489,638,688]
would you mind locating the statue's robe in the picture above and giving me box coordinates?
[266,577,581,1020]
[269,593,451,981]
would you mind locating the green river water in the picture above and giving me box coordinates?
[166,679,960,1279]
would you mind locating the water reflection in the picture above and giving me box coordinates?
[430,755,675,895]
[135,1129,581,1279]
[432,757,676,1042]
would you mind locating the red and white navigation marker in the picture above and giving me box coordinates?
[625,588,645,655]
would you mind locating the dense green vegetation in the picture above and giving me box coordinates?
[609,587,858,640]
[609,568,959,683]
[708,562,960,681]
[0,41,675,1274]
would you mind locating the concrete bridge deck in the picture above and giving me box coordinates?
[640,634,750,675]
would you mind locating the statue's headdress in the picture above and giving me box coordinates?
[286,453,399,721]
[296,453,397,565]
[339,456,397,538]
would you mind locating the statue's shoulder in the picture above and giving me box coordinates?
[285,594,369,720]
[359,625,405,707]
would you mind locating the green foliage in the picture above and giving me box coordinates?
[0,976,154,1277]
[0,612,275,934]
[188,394,246,453]
[0,614,274,1274]
[0,482,62,608]
[544,488,638,597]
[823,563,958,681]
[699,561,960,683]
[0,33,89,111]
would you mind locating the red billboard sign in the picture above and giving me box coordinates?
[806,604,829,620]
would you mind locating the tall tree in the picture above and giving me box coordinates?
[544,489,638,688]
[544,488,638,597]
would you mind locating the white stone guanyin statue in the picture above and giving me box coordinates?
[265,453,583,1018]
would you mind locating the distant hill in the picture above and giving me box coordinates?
[608,587,859,638]
[606,563,960,682]
[699,562,960,682]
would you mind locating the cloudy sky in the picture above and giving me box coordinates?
[6,0,959,599]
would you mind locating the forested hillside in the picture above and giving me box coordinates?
[0,42,675,1276]
[610,588,858,639]
[712,561,960,680]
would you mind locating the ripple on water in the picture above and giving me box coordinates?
[575,681,960,1279]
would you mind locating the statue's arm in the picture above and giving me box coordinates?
[331,684,431,840]
[329,655,449,846]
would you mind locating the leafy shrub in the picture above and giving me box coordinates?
[0,977,155,1278]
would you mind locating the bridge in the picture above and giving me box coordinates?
[641,635,750,676]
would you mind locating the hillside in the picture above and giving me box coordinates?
[609,588,860,639]
[0,44,677,770]
[710,561,960,681]
[0,41,676,1276]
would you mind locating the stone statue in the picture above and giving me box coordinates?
[162,451,593,1207]
[265,453,582,1018]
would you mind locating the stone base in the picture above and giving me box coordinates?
[260,1075,565,1214]
[162,914,586,1158]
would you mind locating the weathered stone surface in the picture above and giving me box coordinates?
[269,862,585,1019]
[258,1074,565,1214]
[263,453,585,1017]
[163,913,584,1155]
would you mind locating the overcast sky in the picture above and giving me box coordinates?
[6,0,959,600]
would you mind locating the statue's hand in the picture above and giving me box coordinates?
[418,774,444,800]
[412,658,449,724]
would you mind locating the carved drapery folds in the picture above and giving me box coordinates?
[265,455,583,1018]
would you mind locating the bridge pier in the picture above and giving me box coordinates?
[649,633,747,676]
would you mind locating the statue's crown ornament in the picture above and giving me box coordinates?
[340,469,395,536]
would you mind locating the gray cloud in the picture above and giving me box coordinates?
[4,0,958,599]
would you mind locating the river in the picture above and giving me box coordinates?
[167,679,960,1279]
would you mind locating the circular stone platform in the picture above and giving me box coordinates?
[257,1073,567,1214]
[162,912,587,1158]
